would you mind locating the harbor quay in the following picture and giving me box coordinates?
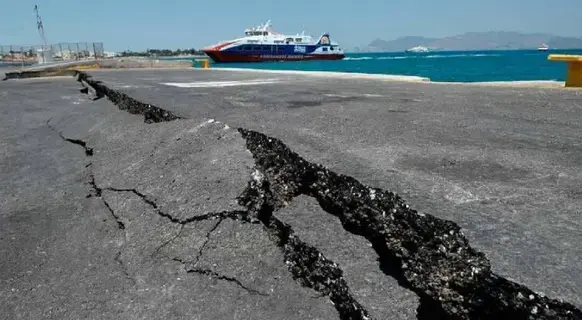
[1,68,581,319]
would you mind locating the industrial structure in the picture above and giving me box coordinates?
[0,6,105,65]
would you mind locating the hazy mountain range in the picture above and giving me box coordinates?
[354,31,582,52]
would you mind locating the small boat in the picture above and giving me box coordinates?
[405,46,430,53]
[203,20,345,62]
[538,43,549,51]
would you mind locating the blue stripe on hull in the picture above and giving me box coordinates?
[223,44,338,55]
[206,43,344,62]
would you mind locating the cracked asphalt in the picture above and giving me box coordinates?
[1,69,581,319]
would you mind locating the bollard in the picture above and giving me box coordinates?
[548,54,582,88]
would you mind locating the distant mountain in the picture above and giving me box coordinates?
[363,32,582,52]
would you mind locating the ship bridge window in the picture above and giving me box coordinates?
[295,38,302,42]
[274,40,284,44]
[322,47,328,52]
[330,46,334,51]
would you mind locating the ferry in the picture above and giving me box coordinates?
[203,21,345,62]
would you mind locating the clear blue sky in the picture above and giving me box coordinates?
[1,0,580,51]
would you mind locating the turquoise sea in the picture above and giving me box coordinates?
[205,49,582,82]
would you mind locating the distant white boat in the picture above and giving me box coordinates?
[406,46,430,53]
[538,43,549,51]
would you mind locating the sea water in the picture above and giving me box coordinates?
[206,49,582,82]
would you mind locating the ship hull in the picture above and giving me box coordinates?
[204,51,344,63]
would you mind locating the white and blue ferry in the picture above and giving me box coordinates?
[203,21,345,62]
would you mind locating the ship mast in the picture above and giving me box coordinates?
[34,5,48,49]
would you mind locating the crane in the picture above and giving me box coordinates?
[34,5,48,49]
[33,5,54,63]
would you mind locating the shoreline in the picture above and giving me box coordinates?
[203,67,568,88]
[209,67,431,83]
[4,61,569,88]
[441,80,566,88]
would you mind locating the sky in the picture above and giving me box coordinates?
[1,0,581,51]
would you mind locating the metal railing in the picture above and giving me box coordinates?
[0,42,105,66]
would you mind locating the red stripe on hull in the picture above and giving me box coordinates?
[204,51,344,63]
[206,41,236,51]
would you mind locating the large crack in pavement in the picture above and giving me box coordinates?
[75,71,182,123]
[6,70,181,123]
[36,71,582,319]
[238,170,372,319]
[104,182,370,319]
[238,128,582,320]
[51,119,274,299]
[47,84,371,318]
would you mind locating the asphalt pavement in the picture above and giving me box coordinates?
[1,69,580,319]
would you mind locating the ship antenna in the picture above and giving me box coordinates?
[34,5,48,49]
